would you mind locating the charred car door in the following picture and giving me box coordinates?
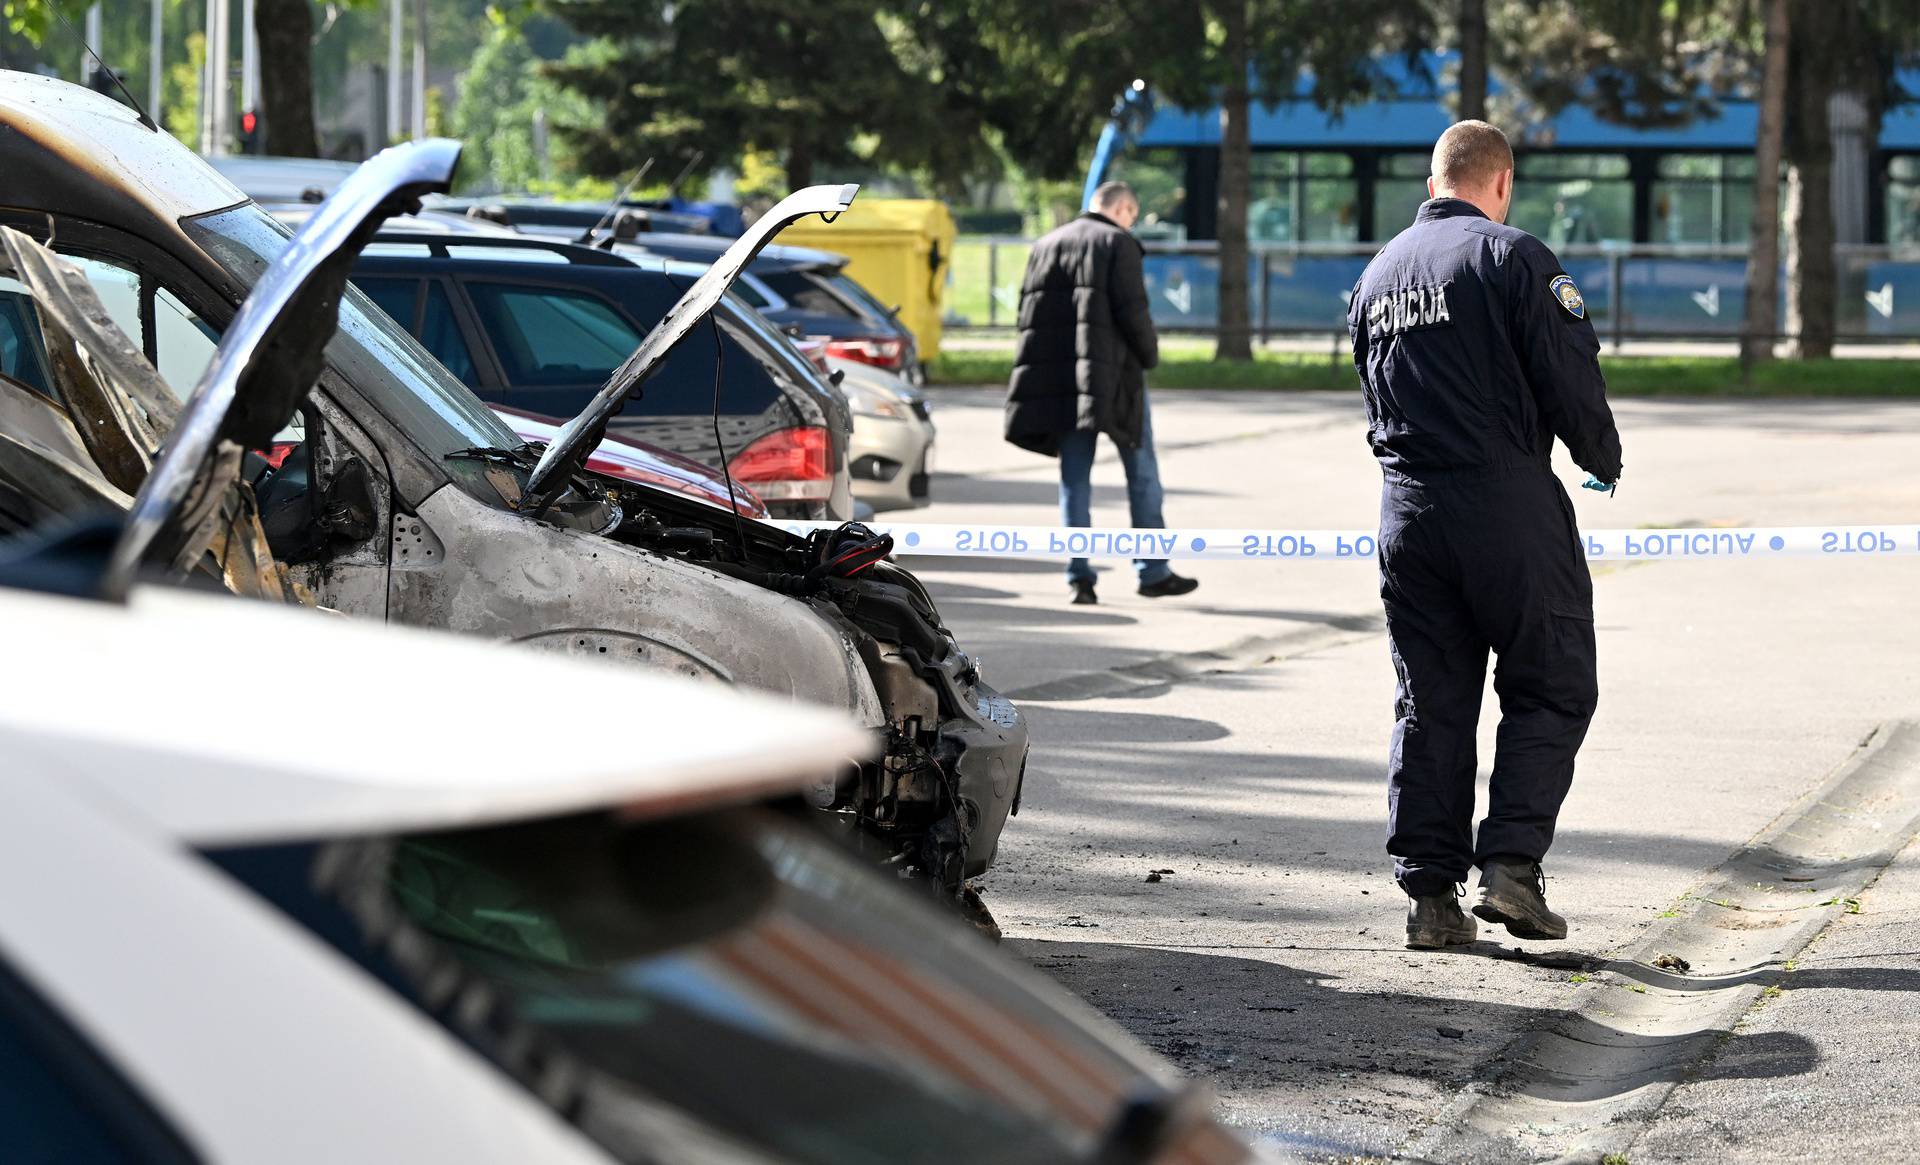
[0,215,398,609]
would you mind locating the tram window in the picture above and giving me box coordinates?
[1652,154,1761,245]
[1113,147,1189,241]
[1887,156,1920,247]
[1511,153,1632,245]
[1249,152,1359,243]
[1377,153,1434,235]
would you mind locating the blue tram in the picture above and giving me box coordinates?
[1089,56,1920,339]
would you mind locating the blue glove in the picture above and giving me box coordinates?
[1581,473,1617,496]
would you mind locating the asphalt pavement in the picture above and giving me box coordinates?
[903,385,1920,1161]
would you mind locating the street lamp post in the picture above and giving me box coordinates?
[149,0,163,115]
[386,0,403,143]
[410,0,426,140]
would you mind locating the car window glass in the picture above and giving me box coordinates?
[730,277,771,309]
[419,283,479,388]
[153,287,219,397]
[825,273,896,327]
[0,287,52,394]
[182,204,522,469]
[355,277,420,331]
[606,279,787,417]
[64,255,144,340]
[208,809,1096,1165]
[466,283,641,385]
[42,252,214,401]
[762,271,860,320]
[0,964,196,1164]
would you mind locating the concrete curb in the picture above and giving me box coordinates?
[1401,722,1920,1164]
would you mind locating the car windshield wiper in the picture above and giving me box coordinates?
[445,443,541,468]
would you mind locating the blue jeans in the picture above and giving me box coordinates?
[1057,396,1171,586]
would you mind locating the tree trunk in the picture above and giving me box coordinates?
[787,138,815,188]
[1741,0,1788,373]
[1458,0,1487,122]
[255,0,319,157]
[1784,0,1836,359]
[1215,1,1253,362]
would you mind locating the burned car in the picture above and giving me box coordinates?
[0,72,1023,924]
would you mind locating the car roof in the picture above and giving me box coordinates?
[0,583,870,845]
[0,73,248,234]
[273,205,523,237]
[615,232,848,273]
[359,229,640,267]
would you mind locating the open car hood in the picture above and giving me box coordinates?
[523,183,859,506]
[103,139,464,597]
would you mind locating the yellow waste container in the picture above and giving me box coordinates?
[778,199,956,363]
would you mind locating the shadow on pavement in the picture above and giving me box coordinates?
[1009,938,1824,1146]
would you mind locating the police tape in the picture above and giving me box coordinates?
[768,520,1920,563]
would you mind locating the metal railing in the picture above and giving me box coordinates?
[947,237,1920,343]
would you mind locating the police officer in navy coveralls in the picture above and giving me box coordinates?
[1347,121,1623,950]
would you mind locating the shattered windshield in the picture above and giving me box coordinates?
[181,204,521,461]
[207,807,1159,1165]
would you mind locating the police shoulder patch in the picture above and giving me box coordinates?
[1549,274,1586,320]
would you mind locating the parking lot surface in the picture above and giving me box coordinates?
[908,386,1920,1159]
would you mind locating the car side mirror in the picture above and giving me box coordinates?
[829,369,845,388]
[320,457,378,543]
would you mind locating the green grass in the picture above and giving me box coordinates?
[929,349,1920,398]
[946,239,1031,329]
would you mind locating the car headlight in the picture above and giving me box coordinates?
[844,380,907,420]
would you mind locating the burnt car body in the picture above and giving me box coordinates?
[349,231,855,520]
[0,73,1024,913]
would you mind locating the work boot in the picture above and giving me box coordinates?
[1405,890,1476,950]
[1473,859,1568,941]
[1070,579,1098,605]
[1137,572,1199,598]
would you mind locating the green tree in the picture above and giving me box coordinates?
[904,0,1430,361]
[1492,0,1920,360]
[453,13,601,192]
[545,0,960,190]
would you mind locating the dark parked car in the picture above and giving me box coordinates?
[622,235,926,386]
[351,232,854,519]
[427,204,923,384]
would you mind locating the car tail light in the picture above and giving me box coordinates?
[824,337,906,371]
[727,426,833,501]
[257,442,299,469]
[793,337,833,378]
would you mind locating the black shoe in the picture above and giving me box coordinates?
[1406,891,1477,950]
[1473,859,1568,940]
[1137,572,1199,599]
[1070,580,1098,605]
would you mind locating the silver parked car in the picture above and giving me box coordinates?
[834,354,936,511]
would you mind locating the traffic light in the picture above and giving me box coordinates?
[238,109,263,155]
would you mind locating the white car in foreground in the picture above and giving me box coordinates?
[0,574,1256,1164]
[0,581,863,1163]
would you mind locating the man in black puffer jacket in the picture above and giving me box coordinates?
[1005,181,1198,605]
